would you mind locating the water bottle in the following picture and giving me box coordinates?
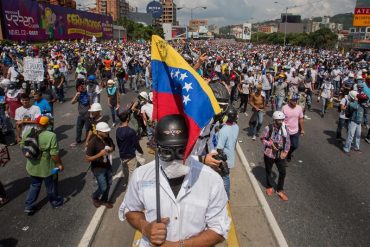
[51,167,60,174]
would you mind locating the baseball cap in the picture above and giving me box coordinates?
[37,116,49,126]
[96,122,111,132]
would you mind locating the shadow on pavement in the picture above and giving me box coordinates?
[59,172,87,199]
[4,177,30,201]
[323,130,343,151]
[54,125,74,141]
[0,237,18,247]
[252,165,277,189]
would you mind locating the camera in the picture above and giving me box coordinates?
[215,149,229,177]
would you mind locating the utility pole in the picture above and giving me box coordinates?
[284,7,287,47]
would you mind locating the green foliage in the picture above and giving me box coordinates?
[251,28,338,49]
[114,18,163,41]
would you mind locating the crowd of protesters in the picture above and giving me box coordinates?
[0,38,369,211]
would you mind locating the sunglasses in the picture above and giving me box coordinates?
[158,146,185,162]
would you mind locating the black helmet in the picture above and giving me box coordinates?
[226,107,238,123]
[209,81,230,110]
[155,114,188,148]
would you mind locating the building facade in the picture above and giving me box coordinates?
[158,0,177,25]
[39,0,76,8]
[96,0,126,21]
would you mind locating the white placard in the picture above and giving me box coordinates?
[23,57,44,82]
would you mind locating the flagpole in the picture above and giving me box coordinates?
[152,35,161,223]
[155,148,161,223]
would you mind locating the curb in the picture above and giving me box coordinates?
[236,143,289,247]
[77,169,123,247]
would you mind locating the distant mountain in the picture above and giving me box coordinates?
[330,13,353,29]
[219,12,355,32]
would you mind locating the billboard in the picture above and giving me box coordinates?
[242,23,252,40]
[172,26,187,40]
[353,0,370,26]
[0,0,113,41]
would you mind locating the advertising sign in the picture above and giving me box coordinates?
[146,1,163,19]
[353,0,370,26]
[242,23,252,40]
[172,26,187,40]
[0,0,113,41]
[23,57,44,82]
[162,23,172,41]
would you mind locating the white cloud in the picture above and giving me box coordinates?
[77,0,356,26]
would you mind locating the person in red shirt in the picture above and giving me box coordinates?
[5,83,22,120]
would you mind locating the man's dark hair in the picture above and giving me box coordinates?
[20,93,30,99]
[119,111,131,122]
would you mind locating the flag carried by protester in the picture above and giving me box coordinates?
[151,35,221,159]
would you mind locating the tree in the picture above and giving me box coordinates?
[114,18,163,41]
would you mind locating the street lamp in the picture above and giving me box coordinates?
[176,6,207,39]
[274,1,297,47]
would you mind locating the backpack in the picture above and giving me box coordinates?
[22,128,44,160]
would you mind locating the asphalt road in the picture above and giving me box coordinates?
[237,96,370,246]
[0,77,142,247]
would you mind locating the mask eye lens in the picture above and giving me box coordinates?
[175,148,185,160]
[158,147,174,162]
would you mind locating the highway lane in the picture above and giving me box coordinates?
[237,98,370,247]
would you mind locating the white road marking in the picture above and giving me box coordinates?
[236,143,289,247]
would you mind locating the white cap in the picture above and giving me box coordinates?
[95,122,111,132]
[349,90,358,100]
[357,75,363,80]
[88,103,102,112]
[139,91,148,101]
[348,73,354,78]
[272,111,285,120]
[107,79,114,85]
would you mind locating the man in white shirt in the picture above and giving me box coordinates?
[331,66,342,95]
[119,114,230,247]
[336,94,349,140]
[7,64,20,82]
[15,93,41,142]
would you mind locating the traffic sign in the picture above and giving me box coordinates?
[146,1,163,19]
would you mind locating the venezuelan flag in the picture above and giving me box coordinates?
[151,35,221,159]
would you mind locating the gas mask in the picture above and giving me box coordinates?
[157,145,188,179]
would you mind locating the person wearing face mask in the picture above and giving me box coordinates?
[52,65,65,103]
[119,114,230,247]
[261,111,291,201]
[271,73,288,111]
[249,83,266,141]
[85,122,115,208]
[116,111,143,184]
[5,81,22,120]
[215,107,239,198]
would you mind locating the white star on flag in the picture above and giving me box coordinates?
[174,69,180,78]
[179,72,188,81]
[183,95,191,105]
[170,71,174,78]
[183,82,193,92]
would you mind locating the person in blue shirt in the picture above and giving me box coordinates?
[343,91,364,153]
[363,76,370,143]
[33,90,53,130]
[216,107,239,198]
[33,90,51,114]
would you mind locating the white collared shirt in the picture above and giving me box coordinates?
[119,157,230,246]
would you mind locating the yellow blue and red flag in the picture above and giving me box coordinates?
[151,35,221,159]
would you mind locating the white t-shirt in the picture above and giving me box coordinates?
[320,82,334,99]
[8,67,19,82]
[15,105,41,137]
[141,103,153,121]
[339,96,349,119]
